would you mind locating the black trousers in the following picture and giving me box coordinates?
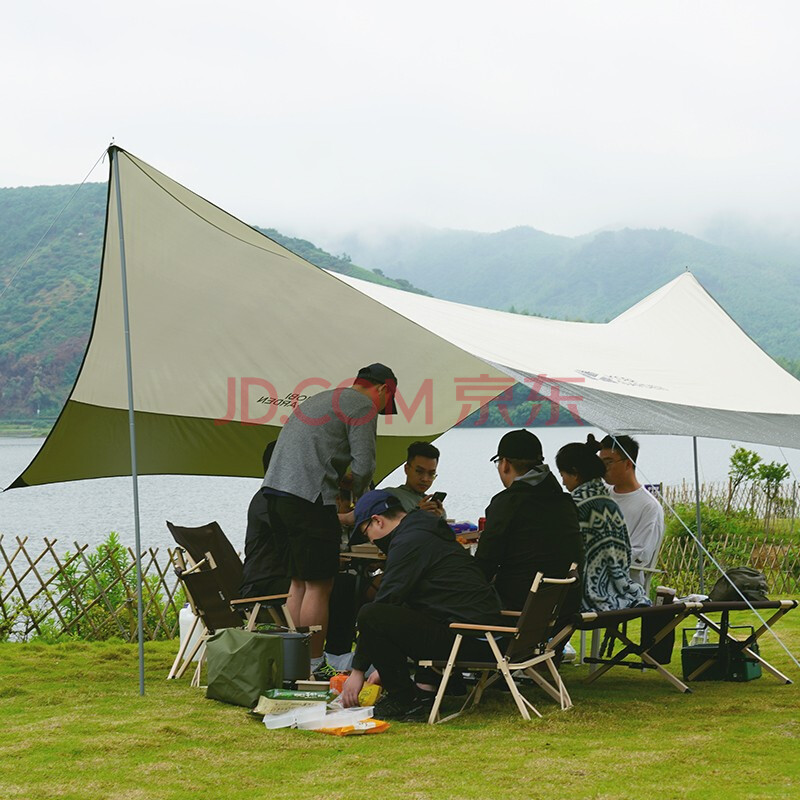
[355,603,495,695]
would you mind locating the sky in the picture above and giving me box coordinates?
[3,1,800,239]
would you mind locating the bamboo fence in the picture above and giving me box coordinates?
[2,479,799,641]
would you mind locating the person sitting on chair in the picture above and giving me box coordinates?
[339,490,501,720]
[595,434,665,589]
[474,430,583,611]
[386,440,446,517]
[555,442,650,612]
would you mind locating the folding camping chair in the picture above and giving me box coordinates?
[420,565,579,724]
[166,520,293,685]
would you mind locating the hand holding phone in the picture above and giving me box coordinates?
[430,491,447,503]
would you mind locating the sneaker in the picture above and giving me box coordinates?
[561,641,577,664]
[373,688,419,720]
[374,688,435,722]
[402,690,436,722]
[311,659,340,681]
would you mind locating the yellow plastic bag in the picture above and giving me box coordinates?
[315,718,390,736]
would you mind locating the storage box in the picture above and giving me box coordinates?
[680,628,761,682]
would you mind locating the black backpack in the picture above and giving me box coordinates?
[708,567,769,602]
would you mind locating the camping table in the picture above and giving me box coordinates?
[550,599,797,693]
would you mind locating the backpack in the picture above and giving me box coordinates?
[708,567,769,602]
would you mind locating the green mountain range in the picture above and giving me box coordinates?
[0,183,427,420]
[1,182,798,422]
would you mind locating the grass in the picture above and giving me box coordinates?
[1,608,799,800]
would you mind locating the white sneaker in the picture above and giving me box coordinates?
[561,641,577,664]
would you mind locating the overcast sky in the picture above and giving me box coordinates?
[4,1,800,239]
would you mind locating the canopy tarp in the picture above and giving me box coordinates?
[9,147,800,489]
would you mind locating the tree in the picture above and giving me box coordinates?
[726,446,761,513]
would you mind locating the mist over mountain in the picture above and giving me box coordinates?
[320,223,800,361]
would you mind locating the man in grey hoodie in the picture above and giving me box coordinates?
[262,363,397,676]
[474,429,583,612]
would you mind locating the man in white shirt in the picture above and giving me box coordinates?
[598,434,665,589]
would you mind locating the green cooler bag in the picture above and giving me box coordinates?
[205,629,283,707]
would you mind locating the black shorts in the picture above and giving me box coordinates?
[266,494,341,581]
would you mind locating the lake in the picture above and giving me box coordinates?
[2,428,799,555]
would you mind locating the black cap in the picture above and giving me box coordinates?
[490,429,543,463]
[355,363,397,416]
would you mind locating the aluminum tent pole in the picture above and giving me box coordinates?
[111,147,145,695]
[693,436,704,594]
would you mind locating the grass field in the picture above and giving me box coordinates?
[1,609,799,800]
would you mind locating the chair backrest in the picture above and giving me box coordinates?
[167,521,243,602]
[504,565,579,662]
[180,569,245,633]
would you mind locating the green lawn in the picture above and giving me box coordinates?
[1,609,799,800]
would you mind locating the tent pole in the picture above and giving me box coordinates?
[111,148,145,695]
[693,436,704,594]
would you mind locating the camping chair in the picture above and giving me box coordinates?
[166,521,293,685]
[419,565,579,724]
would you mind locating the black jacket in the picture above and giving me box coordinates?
[474,467,583,611]
[373,510,501,626]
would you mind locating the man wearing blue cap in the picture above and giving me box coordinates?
[262,364,397,678]
[339,489,501,720]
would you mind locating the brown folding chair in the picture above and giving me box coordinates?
[166,521,293,685]
[420,565,579,724]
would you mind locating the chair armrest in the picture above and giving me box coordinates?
[639,567,663,575]
[231,593,290,606]
[449,622,519,634]
[500,610,522,617]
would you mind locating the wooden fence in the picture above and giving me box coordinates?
[656,533,800,596]
[0,535,183,642]
[661,480,799,535]
[2,521,799,642]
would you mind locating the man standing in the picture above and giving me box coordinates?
[386,440,445,517]
[475,430,583,612]
[598,434,665,589]
[262,363,397,677]
[340,490,501,720]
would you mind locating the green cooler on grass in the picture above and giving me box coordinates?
[680,627,762,682]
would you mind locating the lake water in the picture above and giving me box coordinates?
[2,428,800,555]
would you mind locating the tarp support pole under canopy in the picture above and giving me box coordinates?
[693,436,704,595]
[111,147,145,695]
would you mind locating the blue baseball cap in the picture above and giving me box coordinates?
[350,489,401,543]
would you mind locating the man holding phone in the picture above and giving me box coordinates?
[387,441,446,517]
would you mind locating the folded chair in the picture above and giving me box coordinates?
[420,565,579,724]
[166,521,293,685]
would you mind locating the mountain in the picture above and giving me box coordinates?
[2,183,799,422]
[0,183,428,419]
[323,224,800,362]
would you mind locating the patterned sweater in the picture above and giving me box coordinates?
[571,478,651,613]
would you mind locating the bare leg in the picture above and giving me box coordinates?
[299,577,335,658]
[287,578,305,631]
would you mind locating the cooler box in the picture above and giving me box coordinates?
[680,627,761,682]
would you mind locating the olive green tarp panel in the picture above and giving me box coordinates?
[8,146,507,489]
[9,400,432,488]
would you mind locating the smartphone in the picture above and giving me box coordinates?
[430,491,447,503]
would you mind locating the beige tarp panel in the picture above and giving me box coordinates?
[9,147,800,489]
[333,272,800,449]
